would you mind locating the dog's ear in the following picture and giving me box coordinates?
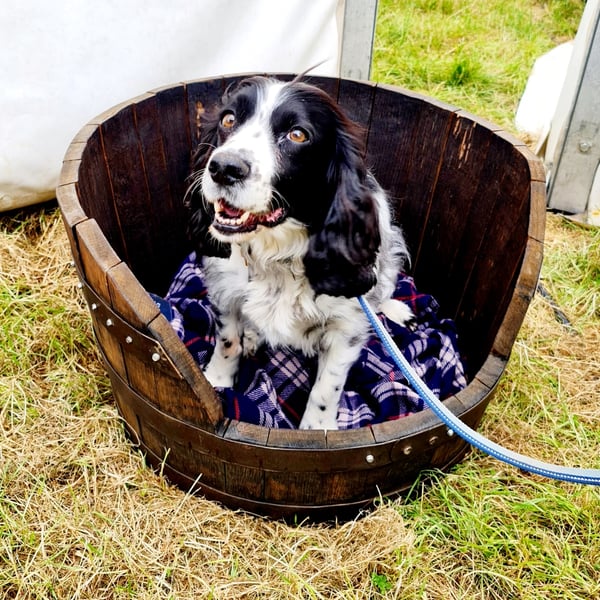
[304,124,380,297]
[185,107,231,259]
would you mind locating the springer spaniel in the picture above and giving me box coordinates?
[186,75,413,430]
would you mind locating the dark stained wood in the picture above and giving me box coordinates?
[326,426,376,449]
[147,313,223,427]
[336,79,377,132]
[75,218,121,303]
[131,92,183,293]
[267,428,327,450]
[105,261,160,329]
[106,369,141,442]
[87,307,127,384]
[100,104,154,280]
[366,85,457,263]
[492,238,544,358]
[55,180,88,273]
[471,354,507,392]
[108,366,226,488]
[151,85,194,292]
[457,149,531,367]
[223,419,270,445]
[185,78,226,147]
[411,113,495,313]
[305,74,340,100]
[223,461,266,501]
[56,75,546,520]
[77,128,126,259]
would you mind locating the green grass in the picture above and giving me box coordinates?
[373,0,584,129]
[373,3,599,598]
[392,470,600,598]
[541,219,600,322]
[376,213,600,599]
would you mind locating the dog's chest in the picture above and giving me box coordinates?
[244,261,323,353]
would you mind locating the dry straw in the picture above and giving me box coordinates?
[1,209,417,599]
[2,200,599,599]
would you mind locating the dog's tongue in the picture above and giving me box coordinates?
[218,200,244,219]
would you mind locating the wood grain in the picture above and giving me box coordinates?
[56,75,546,519]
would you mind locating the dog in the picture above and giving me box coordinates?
[185,75,413,430]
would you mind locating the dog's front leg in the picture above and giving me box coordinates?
[299,327,366,430]
[203,317,243,388]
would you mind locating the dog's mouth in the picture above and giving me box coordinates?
[212,199,287,234]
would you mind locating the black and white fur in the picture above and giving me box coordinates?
[186,76,412,430]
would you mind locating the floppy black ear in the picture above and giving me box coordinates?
[303,126,381,298]
[185,105,231,259]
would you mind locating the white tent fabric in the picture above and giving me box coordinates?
[514,41,573,153]
[1,0,342,211]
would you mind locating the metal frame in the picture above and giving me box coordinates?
[339,0,378,80]
[546,0,600,225]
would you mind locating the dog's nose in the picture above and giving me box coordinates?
[208,152,251,186]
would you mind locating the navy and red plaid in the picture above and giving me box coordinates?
[162,252,467,429]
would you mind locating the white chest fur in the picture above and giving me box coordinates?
[236,221,325,354]
[202,220,370,361]
[244,256,324,355]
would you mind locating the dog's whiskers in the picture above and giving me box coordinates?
[193,141,217,156]
[271,189,289,212]
[184,167,207,206]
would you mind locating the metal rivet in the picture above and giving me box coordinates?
[403,446,413,455]
[106,318,113,327]
[151,352,161,362]
[579,140,593,153]
[447,428,455,437]
[77,282,83,289]
[69,260,75,268]
[91,303,98,311]
[365,454,375,464]
[125,336,133,344]
[428,435,439,446]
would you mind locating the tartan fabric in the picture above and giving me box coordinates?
[161,252,467,429]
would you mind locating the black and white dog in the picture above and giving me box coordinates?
[186,76,412,430]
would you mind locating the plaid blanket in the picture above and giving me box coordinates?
[160,252,467,429]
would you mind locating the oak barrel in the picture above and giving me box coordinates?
[56,74,545,520]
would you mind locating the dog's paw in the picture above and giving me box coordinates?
[203,331,243,388]
[298,401,339,431]
[242,329,260,357]
[219,335,242,360]
[380,298,415,328]
[202,361,234,389]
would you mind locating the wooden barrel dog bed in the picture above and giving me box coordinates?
[57,74,545,520]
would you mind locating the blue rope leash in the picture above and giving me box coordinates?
[359,296,600,486]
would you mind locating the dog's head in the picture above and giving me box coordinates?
[186,76,382,296]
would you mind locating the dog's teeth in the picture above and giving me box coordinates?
[216,210,251,226]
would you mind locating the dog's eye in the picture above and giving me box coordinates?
[221,112,236,129]
[287,128,308,143]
